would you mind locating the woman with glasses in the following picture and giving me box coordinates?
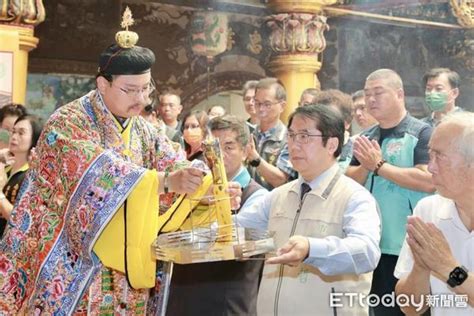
[0,114,43,237]
[0,103,27,149]
[181,110,209,161]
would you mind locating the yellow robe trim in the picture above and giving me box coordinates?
[5,163,29,180]
[157,174,213,233]
[93,118,159,289]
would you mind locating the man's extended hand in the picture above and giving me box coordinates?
[266,235,310,266]
[167,167,204,194]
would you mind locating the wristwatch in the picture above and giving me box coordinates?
[447,265,469,288]
[248,157,261,167]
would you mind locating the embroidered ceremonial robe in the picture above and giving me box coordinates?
[0,90,186,315]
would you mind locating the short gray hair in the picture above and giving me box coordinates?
[242,80,258,96]
[366,69,403,90]
[351,90,364,101]
[439,111,474,163]
[256,77,286,102]
[159,92,181,105]
[209,114,250,147]
[300,88,319,100]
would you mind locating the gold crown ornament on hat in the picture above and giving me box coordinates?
[115,6,139,48]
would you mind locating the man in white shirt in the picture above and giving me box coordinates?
[236,105,381,316]
[395,112,474,315]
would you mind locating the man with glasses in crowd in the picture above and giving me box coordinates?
[236,105,381,316]
[246,77,292,190]
[0,17,206,314]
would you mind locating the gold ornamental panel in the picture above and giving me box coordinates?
[267,0,338,14]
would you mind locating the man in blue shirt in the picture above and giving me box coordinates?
[236,105,381,316]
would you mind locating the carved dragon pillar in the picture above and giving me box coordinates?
[266,0,335,122]
[0,1,45,106]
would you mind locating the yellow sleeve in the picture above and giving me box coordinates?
[93,169,159,289]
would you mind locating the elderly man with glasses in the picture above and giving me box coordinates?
[246,77,292,190]
[236,104,381,316]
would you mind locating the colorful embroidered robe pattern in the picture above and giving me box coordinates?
[0,90,186,314]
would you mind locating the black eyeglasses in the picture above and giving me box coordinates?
[254,100,281,109]
[288,132,325,144]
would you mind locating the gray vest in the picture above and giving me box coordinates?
[258,168,372,316]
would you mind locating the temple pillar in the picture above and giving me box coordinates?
[0,2,45,106]
[266,0,336,122]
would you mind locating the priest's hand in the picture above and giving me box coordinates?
[266,235,310,267]
[167,167,204,194]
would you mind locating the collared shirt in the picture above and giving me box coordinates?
[276,144,297,180]
[163,120,183,147]
[232,166,267,210]
[394,194,474,316]
[246,119,256,135]
[236,163,381,275]
[0,163,29,237]
[421,106,463,127]
[248,121,288,190]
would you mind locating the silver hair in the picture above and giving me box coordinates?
[242,80,258,96]
[439,111,474,163]
[366,69,403,90]
[159,92,181,105]
[256,77,287,102]
[351,89,365,101]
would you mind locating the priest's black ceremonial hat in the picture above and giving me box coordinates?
[97,6,155,76]
[98,44,155,76]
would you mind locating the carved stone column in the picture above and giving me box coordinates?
[0,1,45,106]
[448,1,474,110]
[266,0,336,122]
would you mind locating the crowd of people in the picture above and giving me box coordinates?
[0,19,472,316]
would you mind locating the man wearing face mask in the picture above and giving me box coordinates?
[422,68,462,127]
